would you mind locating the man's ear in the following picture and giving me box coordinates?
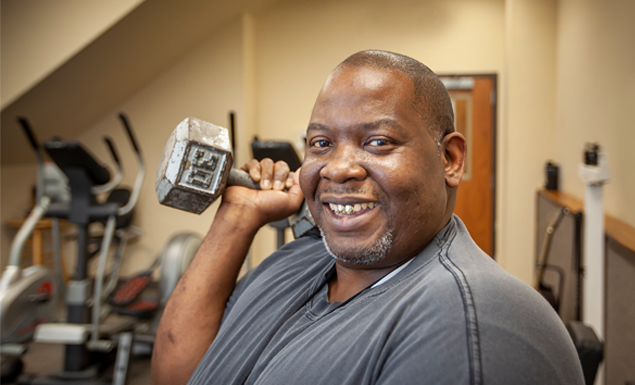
[441,132,466,188]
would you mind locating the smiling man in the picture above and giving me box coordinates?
[152,50,584,385]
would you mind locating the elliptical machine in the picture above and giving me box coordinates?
[2,114,201,384]
[8,114,143,385]
[0,118,71,383]
[10,113,201,385]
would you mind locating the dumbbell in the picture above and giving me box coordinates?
[156,117,317,238]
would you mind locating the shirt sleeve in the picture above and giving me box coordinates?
[221,268,256,324]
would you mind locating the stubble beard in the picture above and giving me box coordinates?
[319,225,394,265]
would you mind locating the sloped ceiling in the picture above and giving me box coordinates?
[1,0,281,165]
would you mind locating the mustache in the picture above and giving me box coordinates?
[317,186,380,204]
[321,186,368,195]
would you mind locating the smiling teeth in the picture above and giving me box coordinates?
[329,202,376,215]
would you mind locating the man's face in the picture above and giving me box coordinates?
[300,65,450,268]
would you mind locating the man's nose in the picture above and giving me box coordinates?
[319,145,367,183]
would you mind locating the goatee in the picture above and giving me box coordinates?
[319,226,394,265]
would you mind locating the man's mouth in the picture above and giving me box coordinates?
[327,202,378,216]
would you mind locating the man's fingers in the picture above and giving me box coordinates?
[273,161,291,190]
[286,178,304,208]
[258,158,275,189]
[285,172,295,189]
[230,162,302,223]
[241,159,262,182]
[241,158,295,191]
[286,167,303,208]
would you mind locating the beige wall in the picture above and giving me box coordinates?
[255,0,505,141]
[555,0,635,226]
[499,0,635,284]
[499,0,558,283]
[1,0,144,108]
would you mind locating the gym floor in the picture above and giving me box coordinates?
[6,342,152,384]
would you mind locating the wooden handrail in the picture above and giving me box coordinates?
[539,189,635,253]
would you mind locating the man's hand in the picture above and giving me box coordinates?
[221,158,304,227]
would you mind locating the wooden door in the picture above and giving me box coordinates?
[441,76,496,257]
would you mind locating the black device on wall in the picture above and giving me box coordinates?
[251,136,302,171]
[545,161,559,191]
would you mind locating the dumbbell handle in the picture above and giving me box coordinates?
[227,168,261,190]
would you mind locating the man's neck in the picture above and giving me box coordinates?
[327,263,399,304]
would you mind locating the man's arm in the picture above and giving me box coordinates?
[151,160,303,385]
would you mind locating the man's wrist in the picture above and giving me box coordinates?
[213,201,265,237]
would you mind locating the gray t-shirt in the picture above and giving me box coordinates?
[188,215,584,384]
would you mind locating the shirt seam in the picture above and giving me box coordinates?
[439,242,483,385]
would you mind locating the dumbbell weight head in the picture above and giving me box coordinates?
[156,117,235,214]
[156,116,317,238]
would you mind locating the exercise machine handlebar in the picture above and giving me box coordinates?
[116,113,145,217]
[4,197,51,280]
[17,117,45,204]
[92,137,123,194]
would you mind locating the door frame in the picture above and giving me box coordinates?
[438,73,498,259]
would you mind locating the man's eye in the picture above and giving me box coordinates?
[312,140,331,148]
[368,138,390,147]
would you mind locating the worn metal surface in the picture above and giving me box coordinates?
[156,117,233,214]
[227,168,260,190]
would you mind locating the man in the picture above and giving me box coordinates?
[152,50,584,384]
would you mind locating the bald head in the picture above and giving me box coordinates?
[337,50,454,143]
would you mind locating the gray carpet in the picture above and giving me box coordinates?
[5,342,152,384]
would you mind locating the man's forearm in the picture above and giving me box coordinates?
[151,204,261,385]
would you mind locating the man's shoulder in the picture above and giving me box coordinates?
[435,216,585,384]
[439,217,567,336]
[236,236,331,295]
[439,216,543,305]
[256,235,329,272]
